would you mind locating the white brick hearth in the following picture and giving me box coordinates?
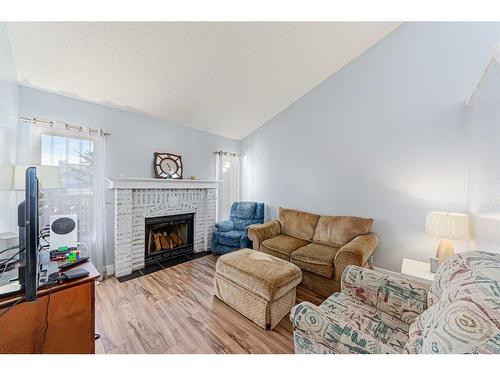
[108,178,218,277]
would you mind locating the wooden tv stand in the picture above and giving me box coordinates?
[0,261,99,354]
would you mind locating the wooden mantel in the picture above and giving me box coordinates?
[106,177,220,190]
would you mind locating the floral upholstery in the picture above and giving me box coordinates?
[405,251,500,354]
[212,202,264,255]
[341,266,427,325]
[427,251,500,306]
[292,292,410,353]
[290,251,500,354]
[291,300,401,354]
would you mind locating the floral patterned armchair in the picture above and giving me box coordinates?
[290,251,500,354]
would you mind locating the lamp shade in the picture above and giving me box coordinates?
[425,211,471,240]
[13,165,62,190]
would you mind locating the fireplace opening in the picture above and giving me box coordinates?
[145,213,194,265]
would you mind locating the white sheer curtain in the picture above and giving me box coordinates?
[91,129,106,275]
[215,151,240,221]
[22,120,107,276]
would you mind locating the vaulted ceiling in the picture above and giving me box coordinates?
[7,22,401,140]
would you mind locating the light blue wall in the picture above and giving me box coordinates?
[241,22,500,271]
[466,59,500,253]
[18,86,240,179]
[0,23,18,234]
[18,86,240,269]
[467,60,500,217]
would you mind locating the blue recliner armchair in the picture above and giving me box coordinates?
[212,202,265,255]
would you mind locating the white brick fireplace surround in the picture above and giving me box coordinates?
[107,178,218,277]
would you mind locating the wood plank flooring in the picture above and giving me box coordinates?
[95,254,324,354]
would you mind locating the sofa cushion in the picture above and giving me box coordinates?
[261,234,310,261]
[217,230,246,247]
[215,248,302,301]
[290,242,339,278]
[279,207,320,241]
[320,293,410,353]
[313,215,373,247]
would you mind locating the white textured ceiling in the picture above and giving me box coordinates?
[7,22,401,140]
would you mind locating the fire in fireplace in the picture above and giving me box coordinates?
[144,213,194,265]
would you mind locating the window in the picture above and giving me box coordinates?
[40,134,95,251]
[20,120,107,274]
[41,134,94,193]
[216,153,240,220]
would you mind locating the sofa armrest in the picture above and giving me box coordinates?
[341,265,428,325]
[215,220,234,232]
[290,301,397,354]
[247,220,282,251]
[334,233,378,281]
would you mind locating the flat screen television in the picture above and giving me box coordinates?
[17,166,40,301]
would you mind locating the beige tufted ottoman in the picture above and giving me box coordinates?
[214,248,302,330]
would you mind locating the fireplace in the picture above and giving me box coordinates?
[144,213,194,265]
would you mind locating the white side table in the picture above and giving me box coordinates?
[401,258,435,286]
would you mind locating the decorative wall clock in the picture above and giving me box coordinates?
[154,152,183,179]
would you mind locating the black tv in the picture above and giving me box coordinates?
[17,166,40,301]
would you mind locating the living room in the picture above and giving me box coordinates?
[1,0,499,371]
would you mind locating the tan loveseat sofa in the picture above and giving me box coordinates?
[247,207,378,297]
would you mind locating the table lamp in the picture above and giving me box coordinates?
[425,211,471,264]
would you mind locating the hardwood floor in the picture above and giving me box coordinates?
[95,254,324,354]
